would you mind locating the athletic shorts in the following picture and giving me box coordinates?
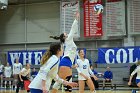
[30,89,42,93]
[136,79,140,85]
[59,57,72,68]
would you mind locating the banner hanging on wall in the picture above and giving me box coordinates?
[97,47,140,64]
[7,50,46,65]
[83,0,103,37]
[61,1,80,38]
[7,48,87,65]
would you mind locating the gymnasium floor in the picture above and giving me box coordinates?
[0,90,133,93]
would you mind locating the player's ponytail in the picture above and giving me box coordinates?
[50,36,60,40]
[50,33,65,43]
[40,50,52,65]
[40,43,61,65]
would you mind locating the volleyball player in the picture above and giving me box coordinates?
[29,43,78,93]
[76,49,98,93]
[128,61,140,93]
[0,63,4,87]
[13,58,22,89]
[51,11,79,93]
[16,63,31,93]
[4,62,12,88]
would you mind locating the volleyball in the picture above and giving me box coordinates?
[93,4,103,15]
[89,0,98,3]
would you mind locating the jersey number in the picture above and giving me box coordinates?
[83,65,87,69]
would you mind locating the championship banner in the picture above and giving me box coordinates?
[61,1,80,38]
[83,0,103,37]
[97,47,140,64]
[8,50,46,65]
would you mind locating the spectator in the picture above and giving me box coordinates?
[76,49,98,93]
[0,62,4,87]
[16,63,31,93]
[91,66,98,75]
[13,58,22,89]
[4,62,12,88]
[31,68,38,79]
[90,66,99,89]
[103,66,113,89]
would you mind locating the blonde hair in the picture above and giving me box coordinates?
[40,50,51,65]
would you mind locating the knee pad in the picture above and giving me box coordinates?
[64,75,72,92]
[53,82,61,90]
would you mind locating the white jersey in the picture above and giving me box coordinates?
[13,63,22,74]
[76,58,94,80]
[131,65,140,79]
[63,19,78,64]
[20,68,30,77]
[29,55,64,91]
[4,66,12,77]
[0,65,4,73]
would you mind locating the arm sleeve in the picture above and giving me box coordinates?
[4,67,6,76]
[87,60,94,75]
[54,74,64,84]
[20,68,26,73]
[39,59,59,80]
[76,60,82,73]
[67,19,78,40]
[76,67,82,73]
[131,68,138,76]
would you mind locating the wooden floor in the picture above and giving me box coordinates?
[0,90,133,93]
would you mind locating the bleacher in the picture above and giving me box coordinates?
[72,63,131,89]
[96,63,130,87]
[0,63,135,90]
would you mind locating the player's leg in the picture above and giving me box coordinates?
[52,82,61,93]
[4,77,7,88]
[52,57,73,93]
[86,78,96,93]
[52,75,73,93]
[13,74,18,89]
[0,74,3,87]
[79,80,85,93]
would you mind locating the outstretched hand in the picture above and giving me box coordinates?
[92,75,98,80]
[75,11,80,20]
[42,86,49,93]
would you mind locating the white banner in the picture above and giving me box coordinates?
[106,0,126,36]
[60,1,80,38]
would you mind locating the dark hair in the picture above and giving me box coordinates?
[41,43,61,65]
[78,49,84,54]
[50,33,65,43]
